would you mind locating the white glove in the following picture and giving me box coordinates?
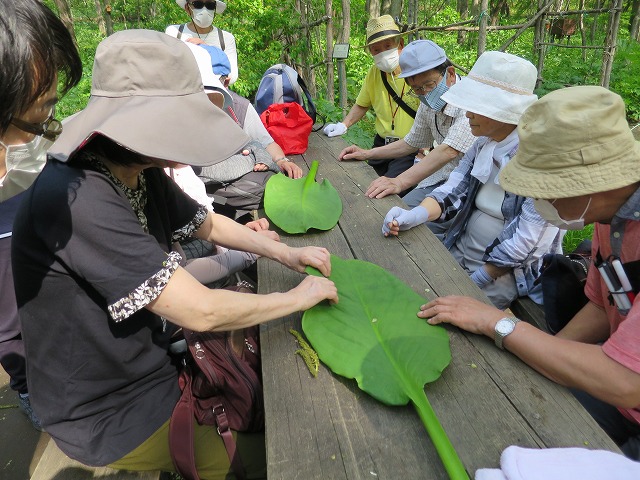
[382,206,429,235]
[323,122,348,137]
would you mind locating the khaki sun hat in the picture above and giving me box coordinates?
[49,29,248,167]
[364,15,404,48]
[441,51,538,125]
[499,85,640,199]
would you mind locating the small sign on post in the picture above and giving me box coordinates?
[332,43,350,59]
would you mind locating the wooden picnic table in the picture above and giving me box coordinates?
[257,131,619,480]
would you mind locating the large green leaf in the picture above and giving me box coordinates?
[264,161,342,234]
[303,255,468,480]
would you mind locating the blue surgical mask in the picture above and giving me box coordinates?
[419,77,449,111]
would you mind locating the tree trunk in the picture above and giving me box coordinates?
[601,0,623,88]
[457,0,469,44]
[381,0,392,16]
[105,3,114,36]
[93,0,107,36]
[52,0,79,51]
[295,0,315,97]
[389,0,403,20]
[590,0,602,44]
[325,0,335,102]
[368,0,381,19]
[407,0,418,41]
[338,0,351,114]
[579,0,587,61]
[630,0,640,40]
[478,0,489,57]
[490,0,510,26]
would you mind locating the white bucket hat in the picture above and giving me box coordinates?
[176,0,227,14]
[441,51,538,125]
[49,30,248,167]
[500,86,640,199]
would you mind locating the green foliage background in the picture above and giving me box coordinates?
[44,0,639,250]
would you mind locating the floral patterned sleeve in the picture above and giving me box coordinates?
[107,251,182,322]
[171,204,209,244]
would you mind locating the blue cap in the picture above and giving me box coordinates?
[398,40,447,78]
[198,45,231,77]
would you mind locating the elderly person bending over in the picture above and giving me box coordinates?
[12,30,337,478]
[422,86,640,460]
[383,51,563,309]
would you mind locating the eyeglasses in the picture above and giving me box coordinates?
[406,76,443,98]
[189,0,217,9]
[10,109,63,141]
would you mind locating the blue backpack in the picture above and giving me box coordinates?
[254,64,317,124]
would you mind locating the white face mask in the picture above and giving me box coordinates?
[191,7,214,28]
[0,135,51,202]
[533,197,592,230]
[373,48,400,73]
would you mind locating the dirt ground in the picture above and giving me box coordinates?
[0,369,48,480]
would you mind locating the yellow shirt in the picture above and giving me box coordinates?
[355,65,419,139]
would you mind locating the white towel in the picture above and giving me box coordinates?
[475,446,640,480]
[470,129,519,184]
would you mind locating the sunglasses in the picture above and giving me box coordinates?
[10,108,63,142]
[189,0,217,9]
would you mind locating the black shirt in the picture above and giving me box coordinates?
[12,159,204,465]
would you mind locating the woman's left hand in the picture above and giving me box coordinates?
[253,163,269,172]
[284,246,331,277]
[418,295,504,337]
[278,159,303,179]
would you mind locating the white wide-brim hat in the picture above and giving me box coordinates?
[441,51,538,125]
[184,42,232,110]
[49,30,247,167]
[176,0,227,14]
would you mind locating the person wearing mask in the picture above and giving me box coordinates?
[0,0,82,431]
[11,30,337,477]
[422,86,640,460]
[323,15,420,181]
[166,0,239,85]
[383,52,563,309]
[339,40,475,214]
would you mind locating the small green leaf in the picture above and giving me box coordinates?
[264,161,342,234]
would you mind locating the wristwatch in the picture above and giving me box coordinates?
[276,157,290,163]
[494,317,520,350]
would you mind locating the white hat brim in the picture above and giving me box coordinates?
[441,76,537,125]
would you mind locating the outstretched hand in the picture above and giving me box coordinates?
[338,145,368,161]
[419,296,504,337]
[366,176,404,199]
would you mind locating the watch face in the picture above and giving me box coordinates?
[496,319,514,335]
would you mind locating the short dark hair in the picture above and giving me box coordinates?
[0,0,82,134]
[433,59,452,75]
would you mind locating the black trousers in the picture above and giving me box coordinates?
[368,134,416,179]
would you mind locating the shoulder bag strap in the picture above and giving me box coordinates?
[177,23,185,41]
[381,70,416,119]
[169,369,201,480]
[217,27,225,50]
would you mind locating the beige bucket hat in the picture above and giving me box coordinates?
[49,29,248,167]
[441,51,538,125]
[364,15,404,48]
[500,85,640,199]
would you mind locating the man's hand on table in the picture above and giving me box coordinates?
[366,176,404,199]
[419,296,504,337]
[339,145,369,161]
[277,159,303,179]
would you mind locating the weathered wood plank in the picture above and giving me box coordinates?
[31,438,161,480]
